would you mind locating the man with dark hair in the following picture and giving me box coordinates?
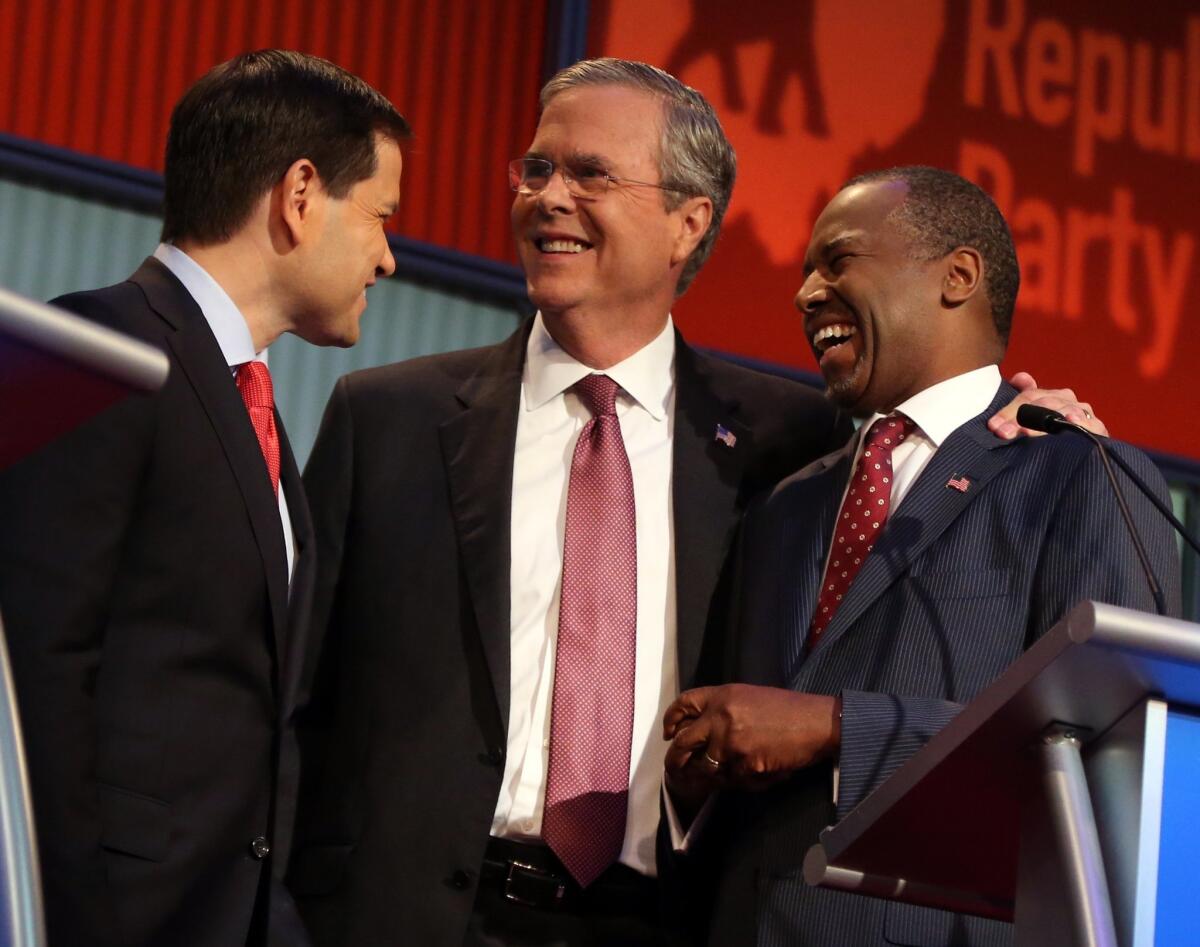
[661,167,1179,946]
[0,49,408,946]
[288,63,1095,946]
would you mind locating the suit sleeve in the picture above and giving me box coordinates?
[0,296,158,944]
[836,440,1181,816]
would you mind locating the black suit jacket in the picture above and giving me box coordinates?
[692,383,1181,947]
[287,320,850,946]
[0,259,315,946]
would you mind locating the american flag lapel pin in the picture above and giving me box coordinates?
[946,474,971,493]
[714,423,737,448]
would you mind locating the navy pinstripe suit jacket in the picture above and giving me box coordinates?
[700,382,1181,947]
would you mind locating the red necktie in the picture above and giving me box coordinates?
[808,414,915,650]
[542,374,637,888]
[236,361,280,497]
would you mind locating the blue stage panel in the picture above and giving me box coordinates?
[1155,709,1200,944]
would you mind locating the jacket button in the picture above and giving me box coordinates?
[250,837,271,859]
[450,869,471,890]
[478,747,504,767]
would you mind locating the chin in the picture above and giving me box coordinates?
[825,372,872,415]
[527,284,581,316]
[297,316,360,349]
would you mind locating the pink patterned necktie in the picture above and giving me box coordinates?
[236,361,280,497]
[542,374,637,888]
[808,414,916,650]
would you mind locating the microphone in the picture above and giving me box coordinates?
[1016,405,1200,615]
[1014,404,1075,435]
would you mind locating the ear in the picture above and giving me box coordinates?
[941,246,983,307]
[277,158,322,246]
[670,195,713,266]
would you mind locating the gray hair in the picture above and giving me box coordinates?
[540,58,737,295]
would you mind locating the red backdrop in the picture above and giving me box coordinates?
[592,0,1200,458]
[1,0,1197,457]
[0,0,545,261]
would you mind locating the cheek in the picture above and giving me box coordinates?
[510,198,530,234]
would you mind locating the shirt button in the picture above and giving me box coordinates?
[249,836,271,859]
[450,869,472,890]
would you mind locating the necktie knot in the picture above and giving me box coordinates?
[573,374,619,419]
[862,413,915,455]
[237,361,275,411]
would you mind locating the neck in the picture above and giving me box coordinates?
[174,236,287,353]
[541,307,670,370]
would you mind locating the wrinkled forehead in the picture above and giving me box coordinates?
[532,84,664,159]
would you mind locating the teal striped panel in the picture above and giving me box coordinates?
[0,176,522,466]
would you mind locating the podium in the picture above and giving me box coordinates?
[803,601,1200,947]
[0,286,169,947]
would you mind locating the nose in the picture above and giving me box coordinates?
[795,271,828,314]
[378,238,396,278]
[535,166,577,213]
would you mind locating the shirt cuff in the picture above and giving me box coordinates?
[661,780,718,853]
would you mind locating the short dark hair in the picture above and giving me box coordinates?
[541,58,736,295]
[161,49,411,245]
[844,166,1020,341]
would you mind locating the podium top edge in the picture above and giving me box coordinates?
[0,285,169,392]
[1081,601,1200,664]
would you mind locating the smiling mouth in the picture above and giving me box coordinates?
[812,323,858,354]
[536,238,592,254]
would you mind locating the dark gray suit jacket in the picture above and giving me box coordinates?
[0,259,315,946]
[287,320,851,946]
[696,383,1180,947]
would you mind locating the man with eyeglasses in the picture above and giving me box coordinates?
[288,59,1101,946]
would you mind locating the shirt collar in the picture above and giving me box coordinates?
[522,311,676,420]
[153,243,263,368]
[865,364,1002,447]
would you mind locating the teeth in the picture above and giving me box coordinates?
[539,239,588,253]
[813,324,857,350]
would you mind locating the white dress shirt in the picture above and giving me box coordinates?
[153,243,295,581]
[854,364,1003,512]
[493,312,677,877]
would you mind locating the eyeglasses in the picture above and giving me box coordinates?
[507,157,688,199]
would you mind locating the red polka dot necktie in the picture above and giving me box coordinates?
[236,361,280,498]
[542,374,637,888]
[808,414,916,650]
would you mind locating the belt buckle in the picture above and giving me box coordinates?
[504,859,567,908]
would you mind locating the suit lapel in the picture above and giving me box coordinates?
[800,385,1021,673]
[131,258,291,673]
[671,340,753,688]
[278,418,314,714]
[777,448,855,682]
[439,325,528,733]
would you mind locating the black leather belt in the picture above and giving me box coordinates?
[480,837,658,915]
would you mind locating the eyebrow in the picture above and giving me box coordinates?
[523,149,613,168]
[802,233,862,275]
[824,234,860,254]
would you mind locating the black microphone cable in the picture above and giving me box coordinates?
[1014,404,1195,616]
